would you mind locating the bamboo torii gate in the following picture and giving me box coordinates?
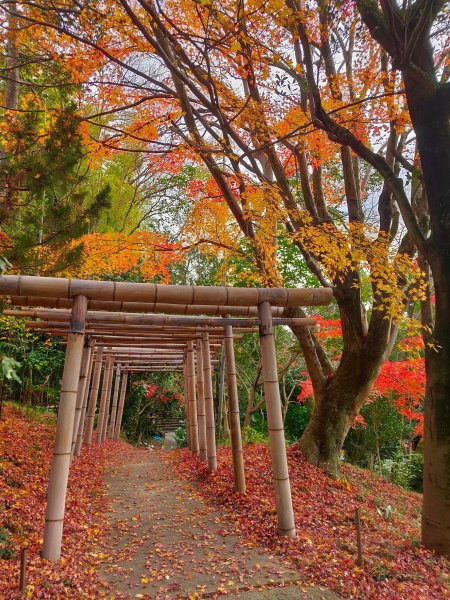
[0,275,331,561]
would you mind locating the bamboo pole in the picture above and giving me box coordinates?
[101,359,114,442]
[71,341,92,457]
[217,342,225,439]
[24,314,315,328]
[224,318,246,492]
[74,342,94,456]
[202,333,217,471]
[83,346,103,445]
[183,360,191,450]
[258,301,296,538]
[42,295,87,561]
[0,274,332,307]
[108,364,121,438]
[113,371,128,440]
[7,298,289,317]
[96,355,112,444]
[187,342,199,454]
[196,341,207,461]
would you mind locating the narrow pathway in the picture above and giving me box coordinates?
[99,450,341,599]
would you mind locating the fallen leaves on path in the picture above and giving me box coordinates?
[0,404,133,598]
[169,444,450,600]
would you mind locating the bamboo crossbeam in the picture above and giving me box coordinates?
[19,312,315,328]
[7,298,288,317]
[0,275,332,307]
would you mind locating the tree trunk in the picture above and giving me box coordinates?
[422,255,450,558]
[297,361,383,474]
[402,49,450,557]
[294,282,396,475]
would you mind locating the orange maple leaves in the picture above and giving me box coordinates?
[64,232,181,282]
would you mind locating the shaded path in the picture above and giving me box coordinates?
[99,450,341,599]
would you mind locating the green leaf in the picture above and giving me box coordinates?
[1,356,22,383]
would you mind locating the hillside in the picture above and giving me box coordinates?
[170,445,450,599]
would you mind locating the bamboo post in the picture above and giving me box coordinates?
[83,346,103,445]
[96,355,112,444]
[257,301,295,538]
[42,295,87,561]
[108,364,121,438]
[187,342,199,454]
[74,340,94,456]
[202,332,217,471]
[114,370,128,440]
[183,360,191,450]
[71,340,92,457]
[101,359,115,442]
[196,340,207,461]
[224,318,246,492]
[217,342,226,438]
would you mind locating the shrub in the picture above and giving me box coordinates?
[175,426,187,448]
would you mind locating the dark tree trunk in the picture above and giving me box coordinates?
[422,253,450,557]
[292,280,396,475]
[402,44,450,557]
[297,343,390,475]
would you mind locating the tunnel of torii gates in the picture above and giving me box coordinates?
[0,275,332,561]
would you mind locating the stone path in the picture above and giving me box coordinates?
[99,450,341,599]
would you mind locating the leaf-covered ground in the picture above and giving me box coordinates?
[0,404,133,599]
[169,444,450,600]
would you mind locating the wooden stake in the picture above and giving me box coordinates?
[83,346,103,445]
[113,371,128,440]
[42,294,87,560]
[74,340,94,456]
[196,341,207,461]
[355,508,363,565]
[258,301,295,538]
[202,333,217,471]
[187,342,199,454]
[224,318,246,492]
[19,547,27,592]
[108,364,121,438]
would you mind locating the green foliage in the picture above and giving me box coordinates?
[0,317,65,407]
[389,451,423,492]
[284,403,311,442]
[242,426,267,444]
[0,356,21,383]
[344,396,415,467]
[0,528,15,560]
[175,425,187,448]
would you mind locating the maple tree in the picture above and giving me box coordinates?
[1,0,449,556]
[6,0,429,471]
[60,231,180,282]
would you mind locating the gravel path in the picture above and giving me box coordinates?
[99,449,342,600]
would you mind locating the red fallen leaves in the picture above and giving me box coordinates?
[0,404,132,599]
[170,445,450,600]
